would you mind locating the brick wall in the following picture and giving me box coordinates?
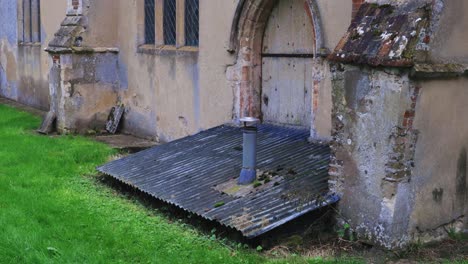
[352,0,365,19]
[72,0,80,10]
[67,0,83,15]
[384,86,421,182]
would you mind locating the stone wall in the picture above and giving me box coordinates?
[47,0,122,134]
[330,64,419,248]
[49,52,123,134]
[4,0,468,250]
[324,0,468,248]
[330,61,468,248]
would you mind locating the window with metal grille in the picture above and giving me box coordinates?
[21,0,41,43]
[142,0,199,48]
[163,0,177,45]
[184,0,199,46]
[145,0,155,44]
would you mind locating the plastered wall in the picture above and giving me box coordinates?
[430,0,468,64]
[330,65,418,248]
[113,0,209,142]
[0,0,66,111]
[0,1,20,104]
[316,0,353,51]
[409,78,468,241]
[331,69,468,248]
[111,0,351,141]
[0,0,351,141]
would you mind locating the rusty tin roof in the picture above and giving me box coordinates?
[97,124,338,238]
[329,3,431,67]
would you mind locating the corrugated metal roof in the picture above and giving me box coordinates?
[329,3,431,67]
[97,124,338,238]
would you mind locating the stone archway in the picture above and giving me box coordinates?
[227,0,326,136]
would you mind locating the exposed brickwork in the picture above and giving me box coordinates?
[352,0,365,19]
[313,80,320,112]
[230,0,319,119]
[52,55,61,66]
[72,0,80,10]
[235,0,277,118]
[404,87,421,130]
[384,86,421,182]
[328,67,422,194]
[328,65,346,192]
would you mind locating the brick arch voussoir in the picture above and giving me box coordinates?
[230,0,323,118]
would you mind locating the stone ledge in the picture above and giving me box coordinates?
[137,44,199,56]
[411,63,468,79]
[18,42,41,47]
[46,46,119,54]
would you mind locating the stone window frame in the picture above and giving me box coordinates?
[138,0,199,54]
[17,0,41,45]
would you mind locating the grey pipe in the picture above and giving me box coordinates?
[238,126,257,185]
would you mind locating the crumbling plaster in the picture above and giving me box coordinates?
[0,0,66,111]
[330,65,418,248]
[47,0,126,134]
[46,0,352,141]
[6,0,466,250]
[0,1,31,107]
[51,52,124,134]
[114,0,351,142]
[327,0,468,249]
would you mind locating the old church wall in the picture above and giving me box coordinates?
[104,0,224,141]
[326,0,468,248]
[330,65,420,248]
[429,0,468,64]
[0,0,66,111]
[227,0,351,141]
[112,0,352,142]
[47,0,124,134]
[6,0,468,250]
[408,77,468,242]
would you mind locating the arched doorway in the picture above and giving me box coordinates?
[228,0,326,136]
[261,0,315,128]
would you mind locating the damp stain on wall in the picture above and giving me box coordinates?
[456,147,467,210]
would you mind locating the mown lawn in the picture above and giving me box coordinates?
[0,104,361,263]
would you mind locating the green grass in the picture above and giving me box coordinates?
[0,104,362,264]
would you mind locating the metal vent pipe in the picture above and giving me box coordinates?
[238,117,260,185]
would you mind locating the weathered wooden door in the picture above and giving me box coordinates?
[261,0,315,128]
